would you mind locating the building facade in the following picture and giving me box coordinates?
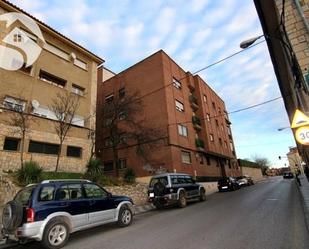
[254,0,309,167]
[97,50,240,179]
[0,0,104,172]
[287,146,304,173]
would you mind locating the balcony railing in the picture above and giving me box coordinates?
[192,116,202,131]
[195,138,205,149]
[189,95,199,110]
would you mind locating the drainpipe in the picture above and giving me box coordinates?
[294,0,309,35]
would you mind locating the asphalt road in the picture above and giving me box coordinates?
[15,177,309,249]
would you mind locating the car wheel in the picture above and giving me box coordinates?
[199,188,206,202]
[42,218,70,249]
[2,201,23,233]
[178,191,187,208]
[118,206,133,227]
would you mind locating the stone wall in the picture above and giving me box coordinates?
[241,166,263,182]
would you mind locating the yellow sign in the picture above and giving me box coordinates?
[291,109,309,128]
[295,126,309,145]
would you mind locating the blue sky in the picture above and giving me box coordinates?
[10,0,297,167]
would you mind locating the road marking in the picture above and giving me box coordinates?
[266,198,278,201]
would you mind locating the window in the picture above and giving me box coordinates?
[72,84,85,96]
[3,137,20,151]
[3,96,25,112]
[210,134,214,142]
[215,119,219,126]
[149,177,168,187]
[28,140,59,155]
[171,176,179,185]
[104,161,114,172]
[206,156,211,165]
[212,102,216,110]
[117,159,127,169]
[181,151,191,164]
[203,95,207,103]
[33,106,57,120]
[105,94,114,103]
[67,146,82,158]
[43,42,69,60]
[178,124,188,137]
[84,184,107,199]
[224,141,228,148]
[227,126,231,135]
[104,118,112,127]
[57,184,83,200]
[39,186,55,202]
[173,78,182,89]
[19,64,32,74]
[119,88,125,98]
[74,58,87,70]
[39,70,66,88]
[206,113,210,122]
[118,111,127,120]
[175,100,184,112]
[230,141,234,151]
[221,124,224,131]
[72,115,85,127]
[13,33,22,42]
[104,137,113,147]
[219,138,222,145]
[184,175,194,184]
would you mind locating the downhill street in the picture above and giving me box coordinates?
[17,177,309,249]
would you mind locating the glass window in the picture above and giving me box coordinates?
[3,96,25,112]
[175,100,184,112]
[28,140,59,155]
[215,119,219,126]
[177,176,187,184]
[212,102,216,110]
[181,151,191,164]
[173,78,182,89]
[203,95,207,103]
[170,176,179,185]
[178,124,188,137]
[84,184,107,199]
[206,156,211,165]
[117,159,127,169]
[14,186,36,206]
[210,134,214,142]
[39,70,66,88]
[39,186,55,202]
[104,161,114,172]
[149,176,168,187]
[119,88,125,98]
[105,94,114,103]
[68,184,83,199]
[184,176,194,184]
[72,84,85,96]
[67,146,82,158]
[3,137,20,151]
[206,113,210,122]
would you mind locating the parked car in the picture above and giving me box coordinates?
[1,179,134,249]
[244,175,254,185]
[147,173,206,209]
[236,176,249,187]
[283,172,294,179]
[217,177,240,191]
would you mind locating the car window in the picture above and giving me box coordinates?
[39,186,55,202]
[177,176,187,184]
[171,176,179,184]
[184,176,194,184]
[149,176,168,187]
[56,184,83,200]
[84,183,107,199]
[14,185,36,206]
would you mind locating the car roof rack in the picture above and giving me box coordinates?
[41,179,92,184]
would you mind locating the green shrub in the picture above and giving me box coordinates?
[40,172,83,180]
[84,158,103,182]
[123,168,136,183]
[16,161,42,185]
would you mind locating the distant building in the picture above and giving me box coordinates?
[287,146,304,173]
[254,0,309,167]
[0,0,104,172]
[97,50,240,179]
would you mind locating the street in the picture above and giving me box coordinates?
[14,177,309,249]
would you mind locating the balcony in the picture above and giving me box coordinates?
[195,138,205,151]
[192,116,202,131]
[189,94,199,110]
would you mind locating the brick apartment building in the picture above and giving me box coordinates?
[0,0,104,172]
[97,50,240,179]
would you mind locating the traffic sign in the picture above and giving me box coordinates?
[291,109,309,128]
[295,126,309,145]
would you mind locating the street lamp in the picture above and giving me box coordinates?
[240,35,265,49]
[277,126,291,131]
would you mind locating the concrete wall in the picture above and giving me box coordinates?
[241,166,263,182]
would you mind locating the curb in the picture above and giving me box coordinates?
[296,175,309,233]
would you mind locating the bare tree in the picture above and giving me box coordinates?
[6,99,33,169]
[49,92,80,172]
[251,154,271,175]
[98,91,165,177]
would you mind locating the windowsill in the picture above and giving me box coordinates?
[1,149,20,153]
[176,109,184,113]
[27,152,58,157]
[182,162,192,165]
[73,63,88,72]
[66,156,82,159]
[38,78,66,89]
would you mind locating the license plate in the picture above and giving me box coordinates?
[222,186,228,189]
[149,193,154,197]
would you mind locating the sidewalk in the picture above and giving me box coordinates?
[297,175,309,232]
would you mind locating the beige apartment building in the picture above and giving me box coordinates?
[0,0,104,172]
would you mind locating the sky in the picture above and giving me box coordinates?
[9,0,297,168]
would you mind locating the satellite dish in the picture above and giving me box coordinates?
[31,99,39,109]
[70,52,76,60]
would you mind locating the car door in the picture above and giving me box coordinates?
[83,183,116,225]
[184,175,199,197]
[55,183,89,229]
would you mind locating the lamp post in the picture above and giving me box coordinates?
[277,126,290,131]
